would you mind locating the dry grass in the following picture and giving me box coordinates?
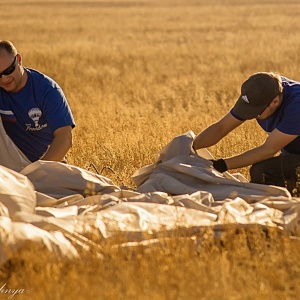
[1,0,300,299]
[2,227,300,300]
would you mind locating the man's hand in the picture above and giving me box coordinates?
[211,158,228,173]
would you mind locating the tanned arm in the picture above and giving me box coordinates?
[193,112,244,150]
[224,129,298,169]
[40,125,73,161]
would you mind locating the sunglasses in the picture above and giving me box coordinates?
[0,55,18,79]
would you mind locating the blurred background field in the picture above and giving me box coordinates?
[3,0,300,187]
[1,0,300,299]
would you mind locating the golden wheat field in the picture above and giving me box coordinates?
[1,0,300,299]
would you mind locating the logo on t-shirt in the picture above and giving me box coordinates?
[28,108,42,127]
[26,108,48,131]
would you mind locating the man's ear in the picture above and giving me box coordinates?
[272,95,281,108]
[17,53,22,64]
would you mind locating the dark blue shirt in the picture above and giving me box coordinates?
[0,68,75,161]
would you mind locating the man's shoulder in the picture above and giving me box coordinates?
[281,76,300,104]
[26,68,60,90]
[281,76,300,89]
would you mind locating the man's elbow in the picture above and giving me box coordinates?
[58,129,73,152]
[66,131,73,150]
[260,145,280,159]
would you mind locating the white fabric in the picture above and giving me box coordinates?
[20,160,121,199]
[0,216,78,266]
[0,166,36,218]
[0,125,300,266]
[132,131,291,200]
[0,118,30,172]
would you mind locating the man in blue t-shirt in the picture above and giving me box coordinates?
[0,40,75,163]
[193,72,300,194]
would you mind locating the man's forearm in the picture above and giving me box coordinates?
[224,146,277,170]
[193,113,244,150]
[40,139,72,161]
[40,130,72,161]
[193,124,224,150]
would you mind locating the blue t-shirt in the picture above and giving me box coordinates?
[0,68,75,162]
[231,76,300,155]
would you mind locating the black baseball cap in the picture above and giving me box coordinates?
[232,72,280,120]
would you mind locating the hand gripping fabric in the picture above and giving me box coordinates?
[212,159,228,173]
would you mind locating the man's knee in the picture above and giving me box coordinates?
[249,159,286,187]
[250,162,268,184]
[250,156,300,192]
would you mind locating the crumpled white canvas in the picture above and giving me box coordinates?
[0,125,300,266]
[0,118,30,172]
[0,165,36,218]
[20,160,121,199]
[132,131,291,200]
[0,216,79,266]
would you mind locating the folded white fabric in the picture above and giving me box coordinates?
[0,166,36,218]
